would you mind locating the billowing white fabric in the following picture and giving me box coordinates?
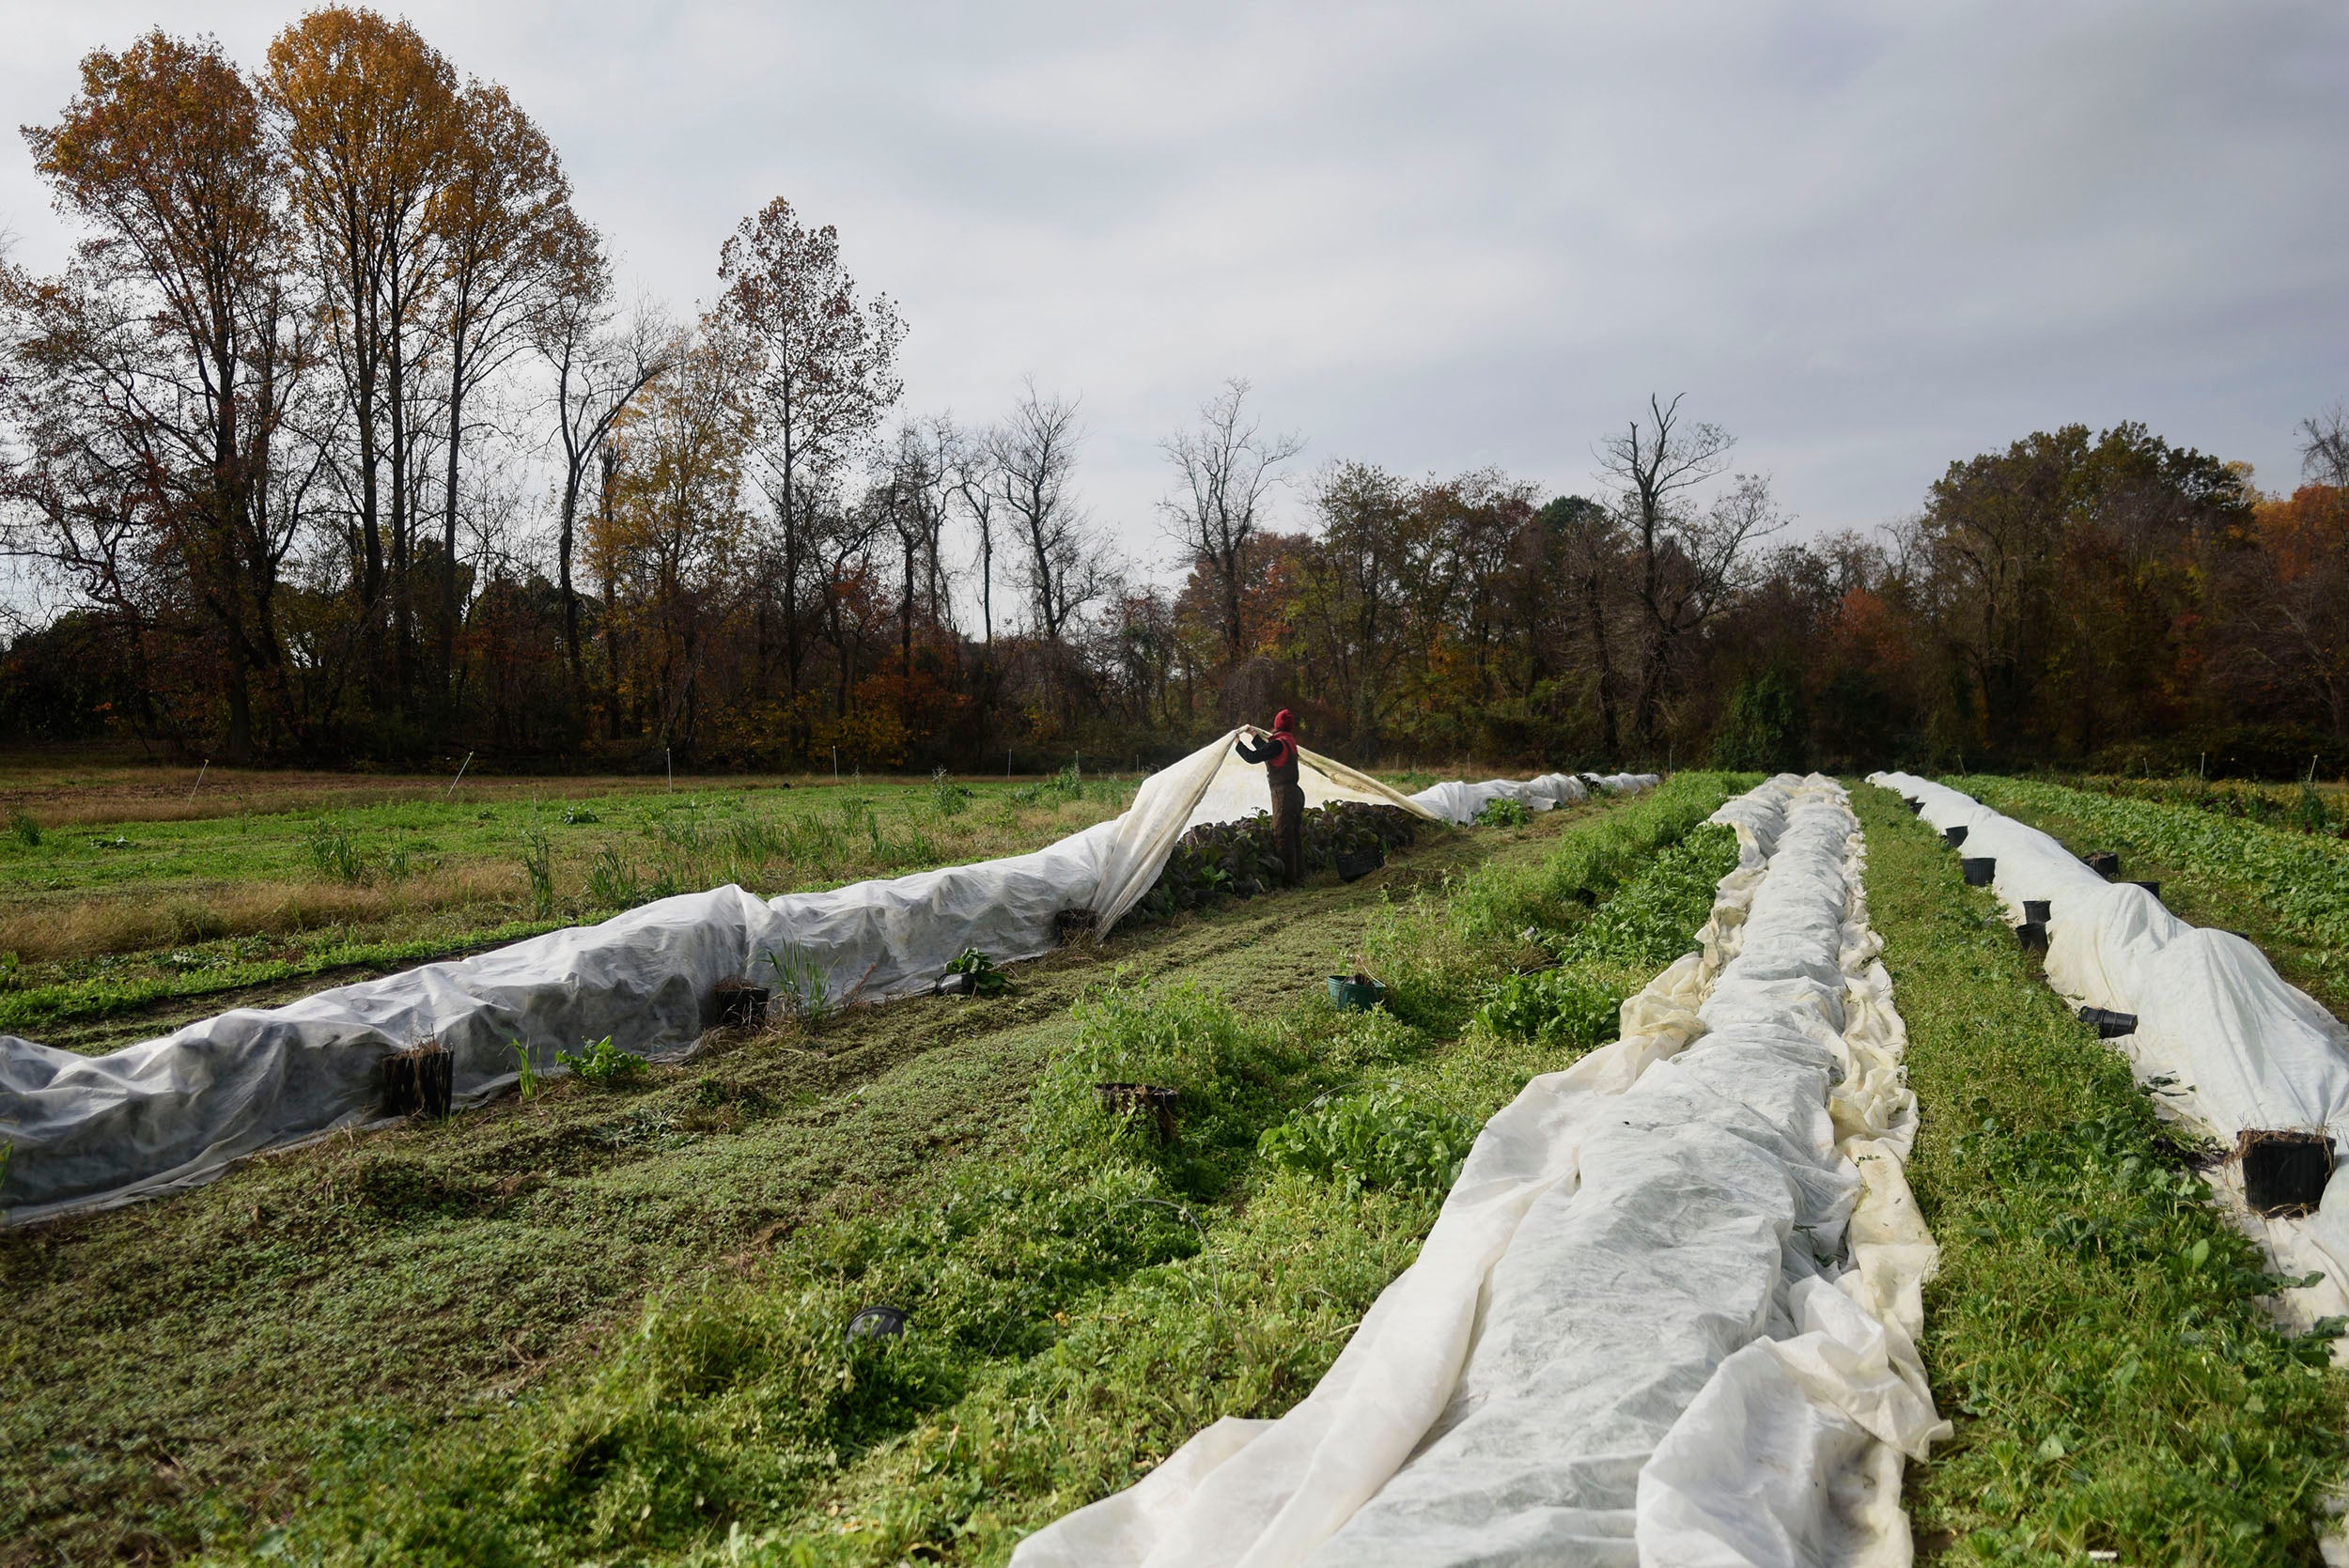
[0,737,1632,1224]
[1408,771,1662,828]
[1870,771,2349,1340]
[1012,776,1945,1568]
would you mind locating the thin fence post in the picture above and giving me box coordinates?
[186,759,209,804]
[445,752,473,800]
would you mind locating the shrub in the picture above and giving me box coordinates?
[7,811,39,848]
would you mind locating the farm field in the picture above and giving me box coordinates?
[0,754,1135,1053]
[1850,784,2349,1561]
[1962,774,2349,1018]
[0,774,1739,1564]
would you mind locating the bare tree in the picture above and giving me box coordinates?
[1159,377,1302,660]
[2304,402,2349,489]
[993,381,1109,642]
[427,80,572,702]
[710,196,905,718]
[1597,394,1769,751]
[536,218,669,697]
[946,418,1002,645]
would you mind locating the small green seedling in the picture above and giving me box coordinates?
[511,1040,539,1100]
[555,1034,644,1084]
[945,947,1010,997]
[765,947,831,1025]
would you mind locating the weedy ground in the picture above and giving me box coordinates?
[1853,783,2349,1564]
[0,758,1130,1052]
[0,774,1744,1566]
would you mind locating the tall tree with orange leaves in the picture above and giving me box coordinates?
[263,7,461,709]
[7,29,307,760]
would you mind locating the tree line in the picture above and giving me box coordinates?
[4,16,2344,779]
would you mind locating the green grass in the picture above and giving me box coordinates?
[0,775,1741,1566]
[1853,782,2349,1564]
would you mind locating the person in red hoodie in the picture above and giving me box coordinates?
[1236,708,1305,885]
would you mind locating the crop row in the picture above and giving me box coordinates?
[1968,775,2349,973]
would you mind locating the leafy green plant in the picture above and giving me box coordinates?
[555,1034,644,1085]
[1475,796,1533,828]
[561,803,599,825]
[510,1040,538,1100]
[305,819,366,883]
[1473,967,1622,1048]
[1258,1084,1477,1196]
[521,827,555,917]
[0,952,21,994]
[7,810,40,848]
[944,947,1009,996]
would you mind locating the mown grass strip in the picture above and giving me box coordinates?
[1853,783,2349,1564]
[235,776,1745,1566]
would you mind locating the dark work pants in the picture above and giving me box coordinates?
[1271,782,1305,885]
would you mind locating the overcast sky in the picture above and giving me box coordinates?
[5,0,2345,576]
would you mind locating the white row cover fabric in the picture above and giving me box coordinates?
[1869,771,2349,1338]
[1408,771,1662,827]
[0,737,1644,1224]
[1013,776,1946,1568]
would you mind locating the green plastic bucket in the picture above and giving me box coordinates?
[1328,974,1384,1011]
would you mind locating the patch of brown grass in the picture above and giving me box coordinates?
[0,863,524,961]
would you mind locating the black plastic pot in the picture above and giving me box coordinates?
[1962,857,1997,887]
[383,1041,453,1119]
[845,1304,910,1345]
[2127,879,2163,904]
[2239,1130,2336,1218]
[2083,850,2121,877]
[2077,1005,2139,1039]
[1335,845,1387,882]
[1095,1081,1180,1141]
[2023,899,2052,924]
[1904,799,1924,815]
[2015,921,2048,953]
[1943,826,1968,850]
[713,979,770,1029]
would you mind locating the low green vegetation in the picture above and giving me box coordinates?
[0,773,1740,1566]
[1854,784,2349,1563]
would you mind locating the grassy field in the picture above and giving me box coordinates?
[1853,784,2349,1563]
[0,754,1134,1053]
[0,774,1743,1565]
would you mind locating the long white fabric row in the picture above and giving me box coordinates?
[1867,771,2349,1337]
[0,738,1645,1224]
[1011,775,1945,1568]
[1408,771,1662,828]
